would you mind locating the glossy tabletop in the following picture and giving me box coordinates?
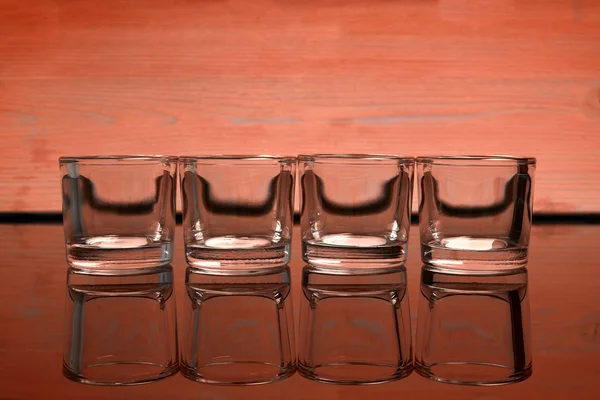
[1,223,599,399]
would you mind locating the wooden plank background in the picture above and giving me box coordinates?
[0,0,599,213]
[2,224,600,398]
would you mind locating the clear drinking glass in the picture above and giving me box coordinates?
[415,265,531,385]
[179,155,295,272]
[180,266,296,384]
[63,265,179,385]
[59,155,177,272]
[416,156,536,271]
[298,265,413,384]
[299,154,414,269]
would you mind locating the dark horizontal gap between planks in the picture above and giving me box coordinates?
[1,212,600,225]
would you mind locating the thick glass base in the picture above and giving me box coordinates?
[186,237,290,271]
[422,239,527,273]
[303,235,407,269]
[67,236,172,273]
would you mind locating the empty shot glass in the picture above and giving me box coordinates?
[180,266,296,384]
[63,265,179,385]
[415,265,532,385]
[299,154,414,270]
[298,265,413,384]
[416,156,536,271]
[179,155,295,273]
[60,155,177,272]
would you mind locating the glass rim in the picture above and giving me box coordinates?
[298,154,414,165]
[59,155,177,165]
[179,154,296,164]
[416,155,536,167]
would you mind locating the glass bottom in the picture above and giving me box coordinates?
[63,361,178,386]
[67,236,172,273]
[298,361,413,385]
[303,234,406,269]
[422,237,527,272]
[186,237,290,270]
[180,361,296,385]
[415,361,532,386]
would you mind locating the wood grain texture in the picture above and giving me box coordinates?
[0,0,599,212]
[1,224,600,398]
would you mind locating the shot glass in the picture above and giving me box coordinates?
[298,154,414,270]
[180,266,296,384]
[63,265,179,385]
[59,155,177,272]
[298,265,413,384]
[415,265,532,385]
[416,156,536,271]
[179,155,295,273]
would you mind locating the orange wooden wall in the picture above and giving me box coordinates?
[1,0,599,213]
